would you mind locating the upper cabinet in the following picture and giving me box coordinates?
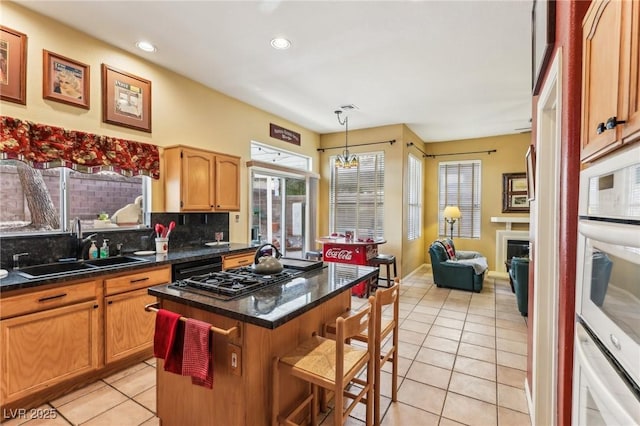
[164,146,241,212]
[581,0,640,162]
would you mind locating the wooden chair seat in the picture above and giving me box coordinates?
[279,335,368,385]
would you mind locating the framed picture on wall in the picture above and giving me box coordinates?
[102,64,152,132]
[43,50,90,109]
[526,144,536,201]
[532,0,556,95]
[0,26,27,105]
[502,172,530,213]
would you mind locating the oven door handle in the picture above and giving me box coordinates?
[575,324,639,425]
[579,220,640,248]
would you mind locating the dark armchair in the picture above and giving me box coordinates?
[429,239,486,293]
[510,256,530,316]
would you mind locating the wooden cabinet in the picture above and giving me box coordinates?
[582,0,640,162]
[164,146,241,212]
[104,266,170,364]
[222,250,255,270]
[0,280,100,404]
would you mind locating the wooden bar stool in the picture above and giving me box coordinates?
[272,296,376,426]
[368,254,397,289]
[324,278,400,426]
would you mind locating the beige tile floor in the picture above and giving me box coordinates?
[3,266,531,426]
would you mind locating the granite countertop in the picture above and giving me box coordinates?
[0,243,255,292]
[148,262,378,329]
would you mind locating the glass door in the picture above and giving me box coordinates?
[251,172,307,259]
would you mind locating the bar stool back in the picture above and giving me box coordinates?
[324,278,400,426]
[272,296,376,426]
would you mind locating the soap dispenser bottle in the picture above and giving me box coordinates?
[100,239,109,258]
[89,240,99,260]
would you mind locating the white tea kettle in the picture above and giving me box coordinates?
[252,243,283,274]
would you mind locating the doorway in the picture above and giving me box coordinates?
[531,48,562,425]
[250,172,307,258]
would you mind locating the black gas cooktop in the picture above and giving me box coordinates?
[168,266,305,301]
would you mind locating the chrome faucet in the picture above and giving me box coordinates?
[12,252,29,270]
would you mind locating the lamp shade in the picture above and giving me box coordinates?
[443,205,461,219]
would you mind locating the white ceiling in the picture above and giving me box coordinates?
[16,0,534,142]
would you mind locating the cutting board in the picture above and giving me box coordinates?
[280,257,323,271]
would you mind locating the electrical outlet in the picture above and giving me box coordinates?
[227,343,241,376]
[235,214,240,223]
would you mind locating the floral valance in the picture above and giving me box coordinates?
[0,116,160,179]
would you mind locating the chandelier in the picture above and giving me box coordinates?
[334,110,358,168]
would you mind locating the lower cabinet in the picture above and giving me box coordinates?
[105,289,157,364]
[103,266,170,365]
[0,299,100,403]
[0,265,170,408]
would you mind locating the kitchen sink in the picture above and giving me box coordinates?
[17,256,149,279]
[84,256,148,267]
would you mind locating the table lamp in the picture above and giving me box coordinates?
[443,205,461,239]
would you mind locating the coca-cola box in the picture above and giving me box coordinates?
[322,242,378,265]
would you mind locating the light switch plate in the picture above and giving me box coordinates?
[227,343,241,376]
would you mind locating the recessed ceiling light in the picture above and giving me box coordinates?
[136,41,157,53]
[270,37,291,50]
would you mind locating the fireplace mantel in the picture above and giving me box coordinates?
[491,216,530,231]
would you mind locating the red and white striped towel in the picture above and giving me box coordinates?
[182,318,213,388]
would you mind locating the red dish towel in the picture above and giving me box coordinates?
[153,309,183,374]
[182,318,213,389]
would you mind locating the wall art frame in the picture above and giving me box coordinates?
[502,172,530,213]
[43,50,90,109]
[0,25,27,105]
[532,0,556,95]
[526,144,536,201]
[102,64,151,132]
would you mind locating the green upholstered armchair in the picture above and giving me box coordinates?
[509,257,530,316]
[429,239,486,293]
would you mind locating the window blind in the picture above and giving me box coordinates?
[407,153,423,240]
[329,152,385,239]
[438,160,481,239]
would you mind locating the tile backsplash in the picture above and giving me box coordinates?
[0,212,230,269]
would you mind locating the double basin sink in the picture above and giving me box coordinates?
[17,256,150,280]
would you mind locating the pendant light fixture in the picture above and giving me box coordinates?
[334,109,358,168]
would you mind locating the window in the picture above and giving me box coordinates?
[0,160,149,234]
[407,153,423,240]
[329,152,385,239]
[438,160,481,239]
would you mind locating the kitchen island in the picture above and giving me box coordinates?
[148,262,378,426]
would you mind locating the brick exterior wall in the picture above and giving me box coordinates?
[0,164,141,223]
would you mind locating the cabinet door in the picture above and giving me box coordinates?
[214,154,240,211]
[621,0,640,144]
[182,148,214,211]
[105,289,157,364]
[0,300,100,403]
[581,0,624,161]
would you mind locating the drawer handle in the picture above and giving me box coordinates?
[237,259,249,264]
[130,277,150,284]
[38,293,67,303]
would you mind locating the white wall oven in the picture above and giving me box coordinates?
[574,147,640,425]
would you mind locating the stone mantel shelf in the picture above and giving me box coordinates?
[490,216,530,231]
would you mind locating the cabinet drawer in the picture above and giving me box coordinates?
[0,280,100,319]
[104,266,171,296]
[223,251,254,270]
